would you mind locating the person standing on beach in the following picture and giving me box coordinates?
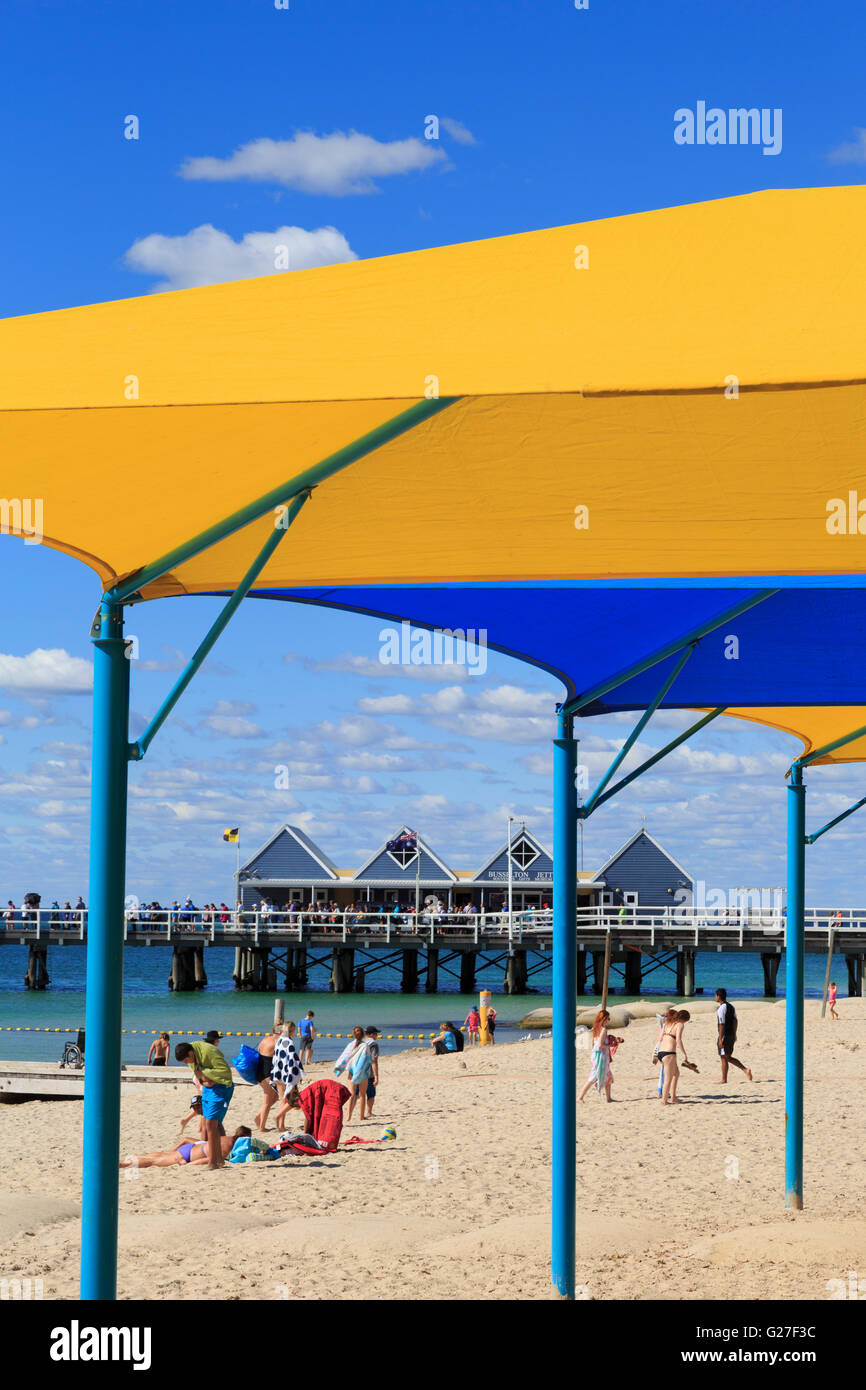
[253,1026,280,1131]
[463,1005,480,1045]
[272,1023,305,1130]
[652,1008,678,1097]
[298,1010,316,1066]
[175,1039,234,1169]
[657,1009,691,1105]
[578,1009,623,1104]
[362,1027,381,1117]
[715,989,753,1083]
[148,1032,170,1066]
[828,980,839,1021]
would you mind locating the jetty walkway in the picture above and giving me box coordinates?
[3,906,865,995]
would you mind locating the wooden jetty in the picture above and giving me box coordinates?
[2,908,865,996]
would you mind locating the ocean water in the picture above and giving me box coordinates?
[0,944,847,1065]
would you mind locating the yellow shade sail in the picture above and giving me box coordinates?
[721,708,866,765]
[1,185,866,595]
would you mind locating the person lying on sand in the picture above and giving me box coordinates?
[120,1126,251,1170]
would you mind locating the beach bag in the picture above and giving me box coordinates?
[230,1043,261,1084]
[229,1135,279,1164]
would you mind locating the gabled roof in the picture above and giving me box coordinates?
[237,823,339,881]
[472,826,553,881]
[589,828,693,884]
[353,826,457,882]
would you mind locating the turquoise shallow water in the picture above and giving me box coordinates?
[0,944,848,1064]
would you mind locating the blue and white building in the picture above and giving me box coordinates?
[235,823,694,914]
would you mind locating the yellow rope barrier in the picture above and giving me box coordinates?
[1,1025,457,1038]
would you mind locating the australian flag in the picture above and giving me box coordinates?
[386,831,417,852]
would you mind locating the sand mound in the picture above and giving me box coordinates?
[0,1192,79,1243]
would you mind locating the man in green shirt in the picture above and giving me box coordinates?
[175,1040,234,1169]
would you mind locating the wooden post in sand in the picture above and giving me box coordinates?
[820,928,835,1018]
[600,930,612,1012]
[479,988,492,1045]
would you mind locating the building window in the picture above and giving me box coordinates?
[509,835,538,870]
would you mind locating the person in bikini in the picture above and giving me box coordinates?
[120,1126,250,1169]
[828,980,839,1021]
[658,1009,692,1105]
[652,1008,678,1097]
[254,1027,280,1131]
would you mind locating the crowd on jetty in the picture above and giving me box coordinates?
[2,893,551,933]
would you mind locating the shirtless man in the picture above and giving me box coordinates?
[715,989,753,1083]
[147,1032,170,1066]
[120,1126,250,1169]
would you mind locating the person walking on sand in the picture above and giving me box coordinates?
[657,1009,692,1105]
[148,1032,170,1066]
[298,1010,316,1067]
[715,989,753,1083]
[578,1009,623,1104]
[828,980,839,1021]
[175,1038,234,1169]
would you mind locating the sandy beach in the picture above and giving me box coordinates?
[1,996,865,1301]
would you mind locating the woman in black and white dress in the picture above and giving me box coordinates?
[271,1023,305,1130]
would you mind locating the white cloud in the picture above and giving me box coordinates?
[357,694,414,714]
[440,117,477,146]
[209,699,258,717]
[43,821,72,840]
[0,648,91,694]
[475,684,551,715]
[202,715,265,739]
[827,128,866,164]
[302,652,472,683]
[124,223,357,292]
[179,131,446,195]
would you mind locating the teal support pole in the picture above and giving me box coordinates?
[130,491,309,760]
[81,598,130,1298]
[552,707,577,1297]
[785,762,805,1210]
[806,793,866,845]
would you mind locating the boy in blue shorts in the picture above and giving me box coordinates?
[175,1039,234,1169]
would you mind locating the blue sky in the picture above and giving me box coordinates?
[1,0,866,903]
